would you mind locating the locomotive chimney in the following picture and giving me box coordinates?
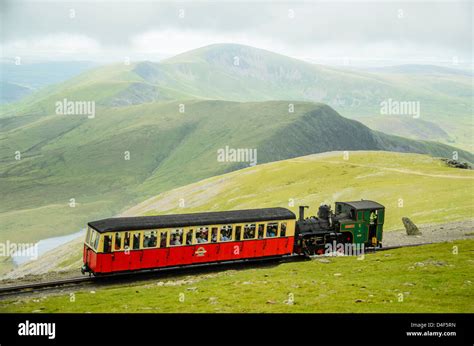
[299,205,309,221]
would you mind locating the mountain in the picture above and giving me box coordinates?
[0,81,33,103]
[1,44,471,149]
[364,64,473,76]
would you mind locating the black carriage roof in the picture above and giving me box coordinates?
[337,200,385,210]
[88,207,296,233]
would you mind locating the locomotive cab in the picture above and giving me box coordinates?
[335,200,384,247]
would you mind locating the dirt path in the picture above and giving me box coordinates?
[318,160,474,180]
[383,219,474,247]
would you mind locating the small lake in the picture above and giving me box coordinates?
[12,229,86,266]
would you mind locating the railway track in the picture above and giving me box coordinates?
[0,242,433,298]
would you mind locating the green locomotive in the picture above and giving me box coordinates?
[294,200,385,256]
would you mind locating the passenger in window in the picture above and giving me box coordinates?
[196,232,204,243]
[186,230,193,245]
[244,225,255,239]
[114,233,122,250]
[280,223,287,237]
[104,236,112,253]
[211,228,218,243]
[266,224,277,237]
[143,236,149,248]
[258,224,264,239]
[124,232,130,248]
[160,233,167,247]
[235,226,242,241]
[133,234,140,249]
[220,228,231,241]
[171,234,181,246]
[150,231,157,247]
[197,231,207,243]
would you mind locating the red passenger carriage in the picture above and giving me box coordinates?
[82,208,296,275]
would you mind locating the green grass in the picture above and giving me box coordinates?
[46,150,473,274]
[135,151,474,231]
[2,100,470,248]
[1,240,472,313]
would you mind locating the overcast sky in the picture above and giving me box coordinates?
[0,0,472,67]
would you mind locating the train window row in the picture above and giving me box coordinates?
[88,221,288,253]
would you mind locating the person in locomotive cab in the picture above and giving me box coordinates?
[369,211,377,224]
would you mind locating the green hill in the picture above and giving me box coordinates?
[2,151,472,278]
[1,44,471,149]
[1,100,472,249]
[126,151,474,231]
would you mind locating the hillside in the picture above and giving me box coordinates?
[1,44,471,150]
[2,150,472,278]
[124,151,474,230]
[2,238,473,313]
[1,100,472,250]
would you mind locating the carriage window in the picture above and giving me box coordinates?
[257,224,265,239]
[114,232,122,250]
[211,227,218,243]
[159,230,168,247]
[280,222,287,237]
[86,227,91,244]
[196,227,209,243]
[124,232,130,249]
[103,235,112,253]
[143,230,157,248]
[235,225,242,241]
[132,233,141,250]
[220,225,232,241]
[93,232,100,250]
[185,229,194,245]
[266,223,278,238]
[244,224,256,239]
[90,231,97,249]
[170,229,183,246]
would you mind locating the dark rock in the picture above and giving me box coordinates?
[402,217,421,235]
[442,158,471,169]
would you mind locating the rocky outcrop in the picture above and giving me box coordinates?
[402,217,422,235]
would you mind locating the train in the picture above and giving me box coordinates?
[81,200,385,275]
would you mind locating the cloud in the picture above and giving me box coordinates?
[1,34,102,61]
[130,29,281,57]
[0,0,472,66]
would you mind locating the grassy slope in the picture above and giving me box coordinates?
[128,151,474,231]
[1,100,472,247]
[1,240,472,313]
[2,150,472,278]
